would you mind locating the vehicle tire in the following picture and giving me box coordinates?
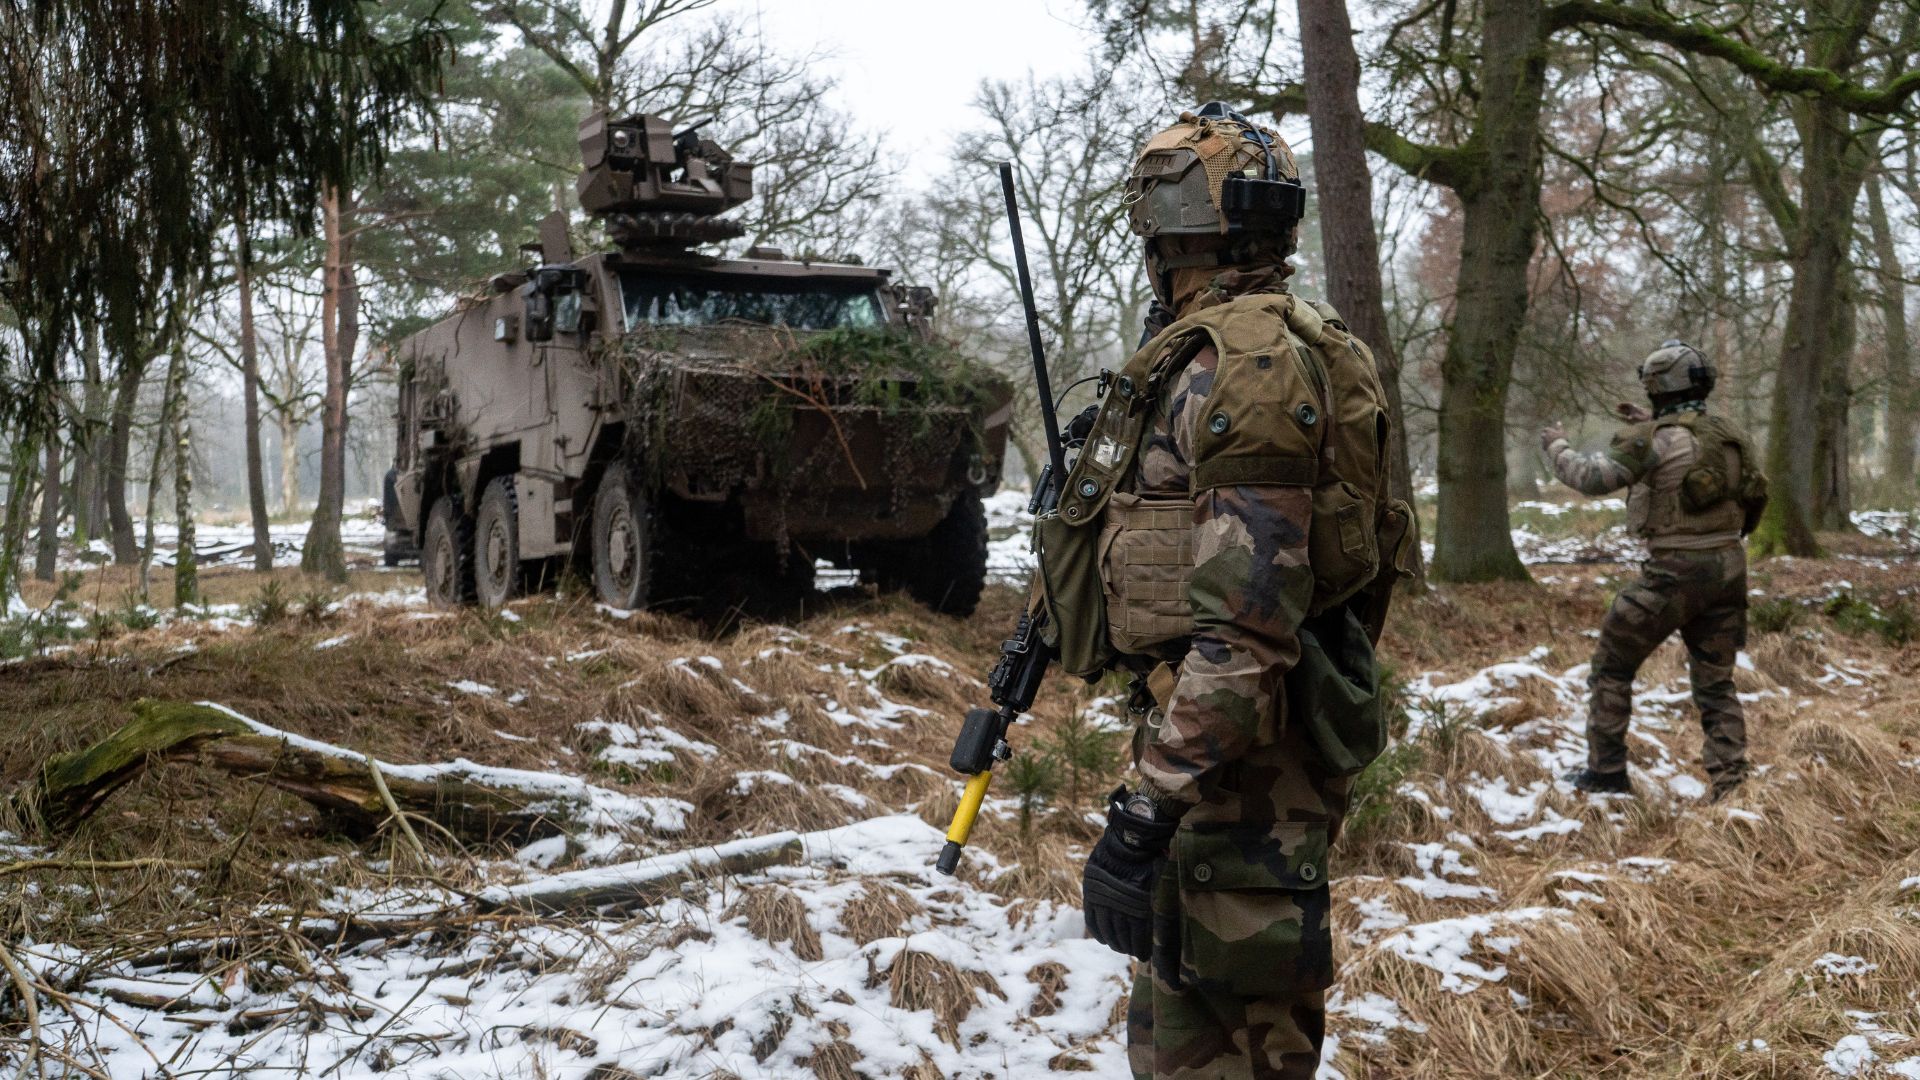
[591,463,651,610]
[903,490,988,616]
[474,477,521,609]
[422,494,475,609]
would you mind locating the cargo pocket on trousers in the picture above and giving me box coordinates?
[1617,585,1670,631]
[1174,822,1335,996]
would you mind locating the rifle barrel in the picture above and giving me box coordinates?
[999,162,1067,483]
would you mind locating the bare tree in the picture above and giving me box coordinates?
[1864,167,1915,496]
[484,0,890,255]
[913,70,1158,482]
[302,187,360,583]
[1297,0,1425,587]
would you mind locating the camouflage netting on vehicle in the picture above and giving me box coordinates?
[611,326,1006,546]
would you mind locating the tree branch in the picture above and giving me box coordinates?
[1550,0,1920,114]
[1257,83,1476,190]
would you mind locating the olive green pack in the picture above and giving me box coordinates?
[1623,412,1769,540]
[1676,412,1769,536]
[1033,292,1412,772]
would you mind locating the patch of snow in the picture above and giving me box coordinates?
[1825,1034,1877,1076]
[1378,908,1568,993]
[1812,953,1879,979]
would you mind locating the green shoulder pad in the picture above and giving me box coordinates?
[1604,421,1658,476]
[1188,335,1323,491]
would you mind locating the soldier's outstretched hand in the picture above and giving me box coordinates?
[1539,423,1566,453]
[1615,401,1652,422]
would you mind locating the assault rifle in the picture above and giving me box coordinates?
[934,164,1068,876]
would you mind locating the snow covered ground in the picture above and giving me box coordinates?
[13,815,1130,1079]
[21,618,1907,1079]
[50,513,390,571]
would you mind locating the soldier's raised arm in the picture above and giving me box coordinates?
[1542,421,1658,497]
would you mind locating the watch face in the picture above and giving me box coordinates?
[1124,794,1157,820]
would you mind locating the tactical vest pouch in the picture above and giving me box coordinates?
[1101,491,1197,658]
[1284,606,1385,778]
[1037,512,1113,678]
[1308,481,1379,605]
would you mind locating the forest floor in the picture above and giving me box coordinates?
[2,499,1918,1079]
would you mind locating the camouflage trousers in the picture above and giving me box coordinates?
[1124,822,1336,1079]
[1588,544,1749,792]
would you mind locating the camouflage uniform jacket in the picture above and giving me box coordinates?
[1126,281,1346,919]
[1546,409,1746,552]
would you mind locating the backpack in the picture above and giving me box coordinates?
[1678,413,1769,536]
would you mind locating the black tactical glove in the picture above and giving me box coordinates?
[1082,786,1180,961]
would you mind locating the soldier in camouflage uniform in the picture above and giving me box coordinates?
[1076,104,1402,1080]
[1540,341,1767,800]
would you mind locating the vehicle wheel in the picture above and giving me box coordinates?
[904,491,988,616]
[422,494,475,609]
[591,463,651,610]
[474,477,521,609]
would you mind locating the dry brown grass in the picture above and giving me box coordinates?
[838,879,924,946]
[872,946,1005,1048]
[9,540,1920,1079]
[727,883,824,962]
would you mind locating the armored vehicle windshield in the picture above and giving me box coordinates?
[618,268,884,331]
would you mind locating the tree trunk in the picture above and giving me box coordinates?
[1428,0,1543,584]
[105,353,147,563]
[17,701,664,844]
[235,209,274,573]
[278,414,302,517]
[33,427,62,582]
[1751,99,1870,556]
[0,435,39,605]
[303,186,354,583]
[169,347,198,608]
[1816,286,1857,530]
[72,322,108,546]
[138,352,179,602]
[1296,0,1426,589]
[1865,174,1915,496]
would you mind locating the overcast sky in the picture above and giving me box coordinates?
[716,0,1106,184]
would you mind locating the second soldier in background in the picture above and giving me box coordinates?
[1542,342,1769,801]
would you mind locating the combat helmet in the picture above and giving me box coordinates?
[1124,102,1307,302]
[1638,340,1717,406]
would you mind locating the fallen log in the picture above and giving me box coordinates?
[16,700,689,842]
[476,831,806,915]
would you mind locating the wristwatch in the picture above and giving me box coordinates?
[1124,791,1160,821]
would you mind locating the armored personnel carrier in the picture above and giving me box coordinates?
[389,110,1010,615]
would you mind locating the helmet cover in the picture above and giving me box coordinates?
[1125,103,1304,239]
[1639,339,1717,399]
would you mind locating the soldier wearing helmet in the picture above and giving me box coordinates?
[1073,103,1407,1080]
[1540,341,1768,800]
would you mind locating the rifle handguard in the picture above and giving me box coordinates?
[949,707,1003,774]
